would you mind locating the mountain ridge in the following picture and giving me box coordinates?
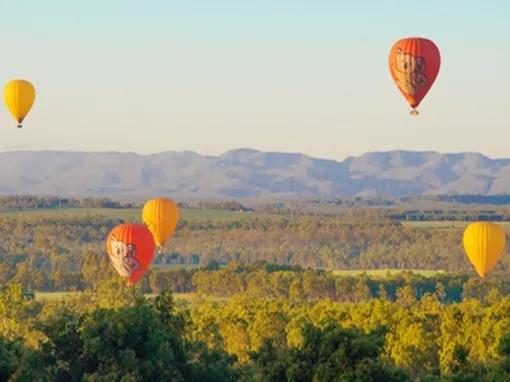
[1,149,509,198]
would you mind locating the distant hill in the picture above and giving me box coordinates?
[1,149,510,198]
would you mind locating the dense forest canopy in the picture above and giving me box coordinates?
[3,196,510,380]
[3,277,510,380]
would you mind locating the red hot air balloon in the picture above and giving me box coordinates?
[389,37,441,115]
[106,224,155,285]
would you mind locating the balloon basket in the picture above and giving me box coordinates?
[410,109,419,116]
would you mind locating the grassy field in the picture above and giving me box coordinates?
[332,269,445,278]
[35,291,81,300]
[402,221,510,231]
[35,291,229,304]
[172,292,229,304]
[0,207,260,222]
[401,221,465,229]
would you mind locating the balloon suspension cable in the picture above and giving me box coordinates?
[410,109,419,116]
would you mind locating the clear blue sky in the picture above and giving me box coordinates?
[0,1,509,159]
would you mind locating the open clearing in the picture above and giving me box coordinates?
[402,221,510,231]
[35,291,80,300]
[332,269,445,278]
[35,291,229,304]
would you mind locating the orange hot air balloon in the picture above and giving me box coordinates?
[389,37,441,115]
[463,222,506,278]
[142,198,180,250]
[106,224,155,285]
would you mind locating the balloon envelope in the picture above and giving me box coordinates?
[4,80,36,127]
[463,222,506,278]
[388,37,440,113]
[142,198,180,248]
[106,224,155,285]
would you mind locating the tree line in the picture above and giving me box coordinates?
[0,195,132,210]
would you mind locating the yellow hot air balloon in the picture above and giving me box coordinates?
[4,80,36,128]
[463,222,506,278]
[142,198,180,250]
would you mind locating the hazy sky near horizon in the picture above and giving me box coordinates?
[0,1,509,160]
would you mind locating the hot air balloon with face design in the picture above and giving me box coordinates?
[106,224,155,285]
[389,37,441,115]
